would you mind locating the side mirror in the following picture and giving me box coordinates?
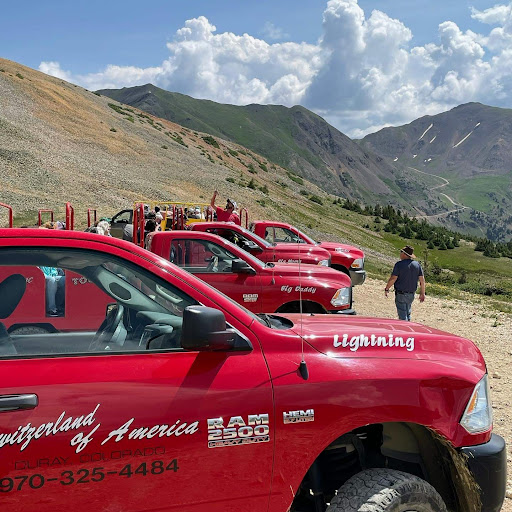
[181,306,236,351]
[243,240,263,253]
[231,259,256,274]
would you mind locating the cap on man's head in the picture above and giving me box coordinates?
[400,245,416,258]
[226,198,237,210]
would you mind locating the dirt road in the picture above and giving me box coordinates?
[353,278,512,510]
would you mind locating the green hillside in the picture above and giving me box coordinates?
[97,84,401,205]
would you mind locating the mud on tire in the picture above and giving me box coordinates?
[326,468,447,512]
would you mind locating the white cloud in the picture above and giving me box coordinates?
[38,1,512,137]
[471,4,512,24]
[38,61,73,81]
[261,22,289,41]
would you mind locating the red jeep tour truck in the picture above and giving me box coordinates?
[190,222,333,268]
[250,220,366,286]
[146,230,354,314]
[0,228,505,512]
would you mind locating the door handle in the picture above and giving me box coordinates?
[0,394,38,412]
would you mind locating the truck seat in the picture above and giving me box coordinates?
[0,274,27,355]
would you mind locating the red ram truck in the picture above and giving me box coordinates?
[250,220,366,285]
[0,228,506,512]
[190,222,333,268]
[146,230,353,314]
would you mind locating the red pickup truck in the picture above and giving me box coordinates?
[250,220,366,285]
[147,230,353,314]
[190,222,333,268]
[0,228,505,512]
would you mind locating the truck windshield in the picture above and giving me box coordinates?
[236,226,273,248]
[297,230,317,245]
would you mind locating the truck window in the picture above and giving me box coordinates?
[0,248,198,358]
[169,239,238,273]
[112,210,132,224]
[271,227,303,243]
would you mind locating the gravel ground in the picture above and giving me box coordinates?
[354,278,512,510]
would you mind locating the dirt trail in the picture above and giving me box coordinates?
[408,166,469,219]
[353,278,512,510]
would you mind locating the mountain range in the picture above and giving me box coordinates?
[1,57,511,242]
[99,85,512,241]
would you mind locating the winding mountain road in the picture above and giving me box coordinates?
[407,166,468,219]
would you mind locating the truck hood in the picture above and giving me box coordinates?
[264,262,351,286]
[317,241,364,259]
[285,314,485,369]
[272,243,330,260]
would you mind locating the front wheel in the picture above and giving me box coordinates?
[327,468,447,512]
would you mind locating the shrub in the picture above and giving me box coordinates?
[226,177,235,183]
[202,135,220,149]
[16,72,24,79]
[309,195,323,205]
[247,178,257,190]
[287,172,304,185]
[169,133,188,148]
[110,127,117,132]
[247,164,257,174]
[108,103,125,115]
[228,149,239,157]
[259,163,268,172]
[161,145,168,149]
[259,185,269,194]
[300,189,309,196]
[93,91,101,96]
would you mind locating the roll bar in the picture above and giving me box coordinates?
[87,209,97,228]
[38,209,54,227]
[133,203,145,247]
[65,202,74,230]
[0,203,13,228]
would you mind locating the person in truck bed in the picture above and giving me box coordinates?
[210,190,241,225]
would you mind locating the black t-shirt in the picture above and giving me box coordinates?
[392,259,424,293]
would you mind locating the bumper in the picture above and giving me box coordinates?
[460,433,507,512]
[330,308,356,315]
[349,269,366,286]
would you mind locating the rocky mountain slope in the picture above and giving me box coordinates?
[97,84,403,205]
[360,103,512,240]
[0,58,336,229]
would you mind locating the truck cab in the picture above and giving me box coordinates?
[250,220,366,286]
[147,230,354,314]
[190,222,333,268]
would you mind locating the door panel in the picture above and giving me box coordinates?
[0,347,273,511]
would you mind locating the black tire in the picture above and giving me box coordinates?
[327,468,447,512]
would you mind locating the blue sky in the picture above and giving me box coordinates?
[3,1,512,135]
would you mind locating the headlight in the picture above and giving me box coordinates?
[318,259,330,267]
[460,374,493,434]
[351,258,364,269]
[331,287,351,307]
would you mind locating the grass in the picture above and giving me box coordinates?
[448,173,512,212]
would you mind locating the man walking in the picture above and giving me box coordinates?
[384,245,425,321]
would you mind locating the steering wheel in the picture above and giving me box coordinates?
[89,304,125,351]
[209,245,224,258]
